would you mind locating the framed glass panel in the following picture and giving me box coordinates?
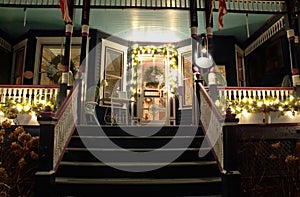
[103,46,123,103]
[39,44,81,85]
[182,52,193,106]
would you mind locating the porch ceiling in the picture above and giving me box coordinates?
[0,7,272,43]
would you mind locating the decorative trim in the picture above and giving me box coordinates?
[245,16,285,56]
[287,29,295,40]
[81,24,89,36]
[65,24,73,35]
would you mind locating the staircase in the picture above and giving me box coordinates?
[55,126,222,196]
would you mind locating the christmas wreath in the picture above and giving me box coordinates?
[46,55,77,84]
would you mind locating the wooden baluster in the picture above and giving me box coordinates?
[22,89,26,103]
[34,89,38,104]
[270,90,275,99]
[0,88,3,103]
[247,90,251,99]
[280,90,284,100]
[238,90,242,101]
[13,88,17,101]
[242,90,246,99]
[266,90,270,98]
[232,90,236,100]
[7,89,12,101]
[28,89,33,104]
[257,90,261,100]
[275,90,279,100]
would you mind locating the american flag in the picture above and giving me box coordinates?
[218,0,227,30]
[59,0,72,23]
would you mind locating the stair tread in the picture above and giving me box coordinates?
[66,147,211,151]
[56,177,221,184]
[72,135,204,139]
[59,160,218,167]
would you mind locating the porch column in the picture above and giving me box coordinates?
[294,15,300,88]
[204,0,214,58]
[285,0,299,88]
[59,0,75,106]
[204,0,218,102]
[189,0,200,125]
[80,0,90,70]
[189,0,198,65]
[78,0,91,124]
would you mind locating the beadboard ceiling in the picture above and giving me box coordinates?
[0,7,272,43]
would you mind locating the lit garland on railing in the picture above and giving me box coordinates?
[130,44,178,98]
[224,94,300,116]
[0,99,56,119]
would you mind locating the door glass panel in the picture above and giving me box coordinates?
[182,52,193,106]
[138,55,167,124]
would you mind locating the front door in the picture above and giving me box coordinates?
[136,55,174,125]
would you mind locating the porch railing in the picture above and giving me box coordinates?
[0,85,59,104]
[199,82,241,196]
[0,0,287,13]
[199,83,225,170]
[199,84,298,195]
[218,86,294,102]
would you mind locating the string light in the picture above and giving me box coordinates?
[226,94,300,116]
[130,44,178,97]
[0,99,56,119]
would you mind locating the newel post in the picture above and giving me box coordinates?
[35,108,56,197]
[222,124,241,197]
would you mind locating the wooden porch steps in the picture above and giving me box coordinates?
[55,126,222,196]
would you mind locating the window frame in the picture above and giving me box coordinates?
[33,37,82,85]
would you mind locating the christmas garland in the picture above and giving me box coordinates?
[217,94,300,116]
[130,44,178,98]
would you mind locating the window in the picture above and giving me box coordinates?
[100,39,128,105]
[182,51,193,106]
[39,44,80,85]
[33,37,82,85]
[103,46,123,99]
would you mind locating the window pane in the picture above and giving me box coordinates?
[105,47,123,77]
[182,52,193,106]
[103,47,123,102]
[40,44,81,85]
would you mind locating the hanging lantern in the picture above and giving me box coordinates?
[195,36,213,69]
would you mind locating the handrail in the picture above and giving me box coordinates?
[51,83,79,171]
[199,82,225,171]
